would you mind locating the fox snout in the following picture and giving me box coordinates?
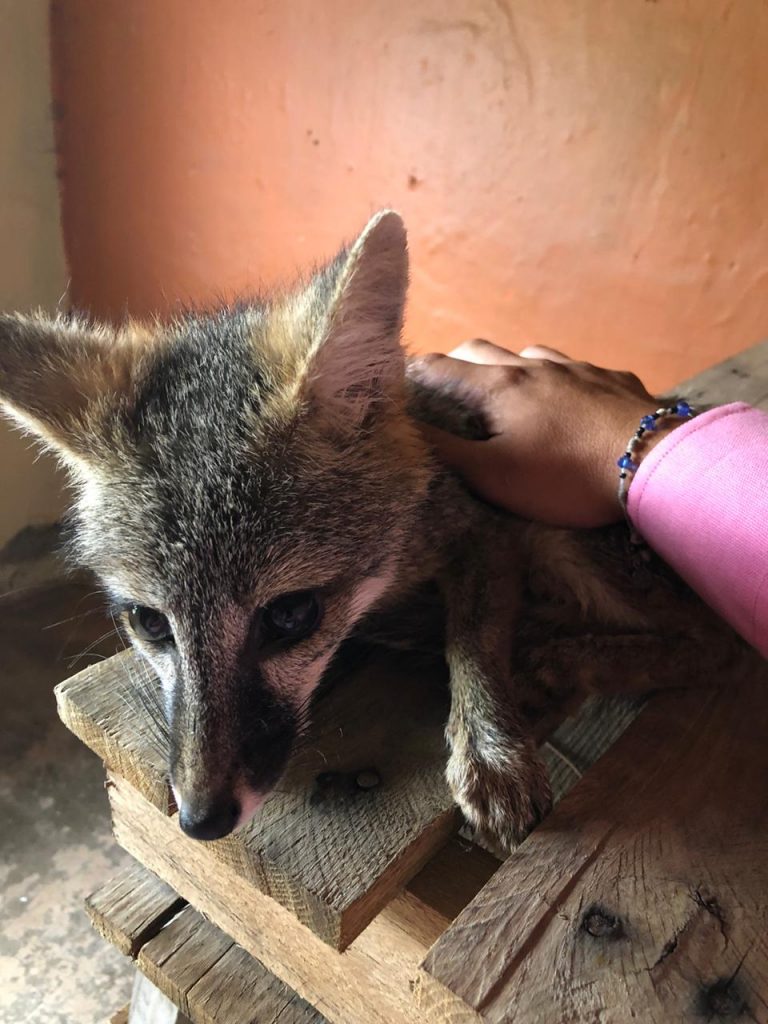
[175,783,266,841]
[170,687,298,842]
[177,789,243,841]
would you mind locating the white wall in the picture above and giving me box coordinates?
[0,0,68,545]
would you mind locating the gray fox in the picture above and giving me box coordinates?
[0,211,743,850]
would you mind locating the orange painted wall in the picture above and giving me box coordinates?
[51,1,768,390]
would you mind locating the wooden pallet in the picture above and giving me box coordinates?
[61,631,646,1023]
[57,642,639,954]
[60,340,768,1023]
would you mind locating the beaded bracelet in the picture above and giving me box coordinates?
[617,400,696,510]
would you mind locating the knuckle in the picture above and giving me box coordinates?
[501,364,528,384]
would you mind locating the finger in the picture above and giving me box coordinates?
[449,338,525,366]
[519,344,573,364]
[419,424,520,512]
[408,352,498,389]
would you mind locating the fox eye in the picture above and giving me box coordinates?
[262,591,321,642]
[129,605,173,644]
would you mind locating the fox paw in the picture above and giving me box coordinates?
[446,730,552,853]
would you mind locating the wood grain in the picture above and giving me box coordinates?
[107,771,499,1024]
[419,341,768,1024]
[58,649,458,948]
[86,862,185,957]
[56,650,174,813]
[674,338,768,408]
[419,665,768,1024]
[138,905,326,1024]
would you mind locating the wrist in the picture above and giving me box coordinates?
[616,401,696,512]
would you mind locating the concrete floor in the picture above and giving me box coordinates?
[0,571,135,1024]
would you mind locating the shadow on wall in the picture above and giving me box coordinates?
[0,0,68,546]
[51,0,768,392]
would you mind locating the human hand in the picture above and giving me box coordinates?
[410,340,662,528]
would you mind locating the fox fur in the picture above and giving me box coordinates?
[0,211,745,849]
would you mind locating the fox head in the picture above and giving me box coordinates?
[0,211,433,839]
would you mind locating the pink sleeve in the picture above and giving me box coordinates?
[628,402,768,657]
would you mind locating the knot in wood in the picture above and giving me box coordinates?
[581,905,624,940]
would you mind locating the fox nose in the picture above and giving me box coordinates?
[178,795,240,841]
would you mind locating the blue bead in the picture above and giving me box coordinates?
[640,414,657,431]
[674,400,692,417]
[617,454,638,471]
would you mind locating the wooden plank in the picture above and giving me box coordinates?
[673,337,768,407]
[138,906,231,1013]
[185,943,325,1024]
[109,1007,130,1024]
[86,862,185,957]
[58,650,458,949]
[138,906,326,1024]
[56,650,174,813]
[418,666,768,1023]
[107,771,499,1024]
[541,694,644,803]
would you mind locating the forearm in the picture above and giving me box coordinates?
[628,403,768,656]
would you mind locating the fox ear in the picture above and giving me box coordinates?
[305,209,409,424]
[0,313,144,472]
